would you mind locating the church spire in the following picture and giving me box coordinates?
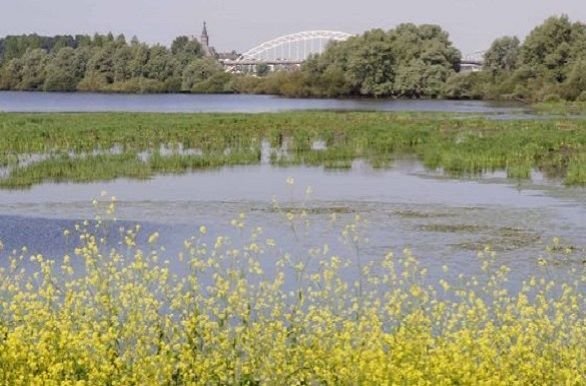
[201,21,209,47]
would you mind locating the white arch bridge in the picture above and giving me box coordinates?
[221,30,354,73]
[221,30,485,73]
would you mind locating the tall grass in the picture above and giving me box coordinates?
[0,112,585,187]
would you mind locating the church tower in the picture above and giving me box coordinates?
[201,21,209,49]
[199,21,216,57]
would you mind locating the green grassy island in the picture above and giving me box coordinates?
[0,111,585,188]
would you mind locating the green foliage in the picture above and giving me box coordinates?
[181,57,224,92]
[577,91,586,102]
[345,30,396,96]
[143,45,176,82]
[0,112,584,188]
[3,15,586,100]
[171,36,203,73]
[0,32,216,93]
[255,63,270,77]
[562,60,586,100]
[191,72,233,93]
[442,72,484,99]
[239,23,461,98]
[44,47,88,91]
[461,15,586,102]
[520,15,586,82]
[15,48,49,90]
[483,36,520,73]
[0,34,79,63]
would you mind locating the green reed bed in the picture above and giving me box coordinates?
[0,112,585,188]
[533,101,586,115]
[0,149,263,189]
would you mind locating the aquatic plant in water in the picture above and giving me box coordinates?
[0,112,585,188]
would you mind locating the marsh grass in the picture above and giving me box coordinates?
[418,224,489,233]
[533,101,586,115]
[393,209,456,219]
[0,112,585,188]
[454,227,542,252]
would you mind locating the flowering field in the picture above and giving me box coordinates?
[0,197,584,385]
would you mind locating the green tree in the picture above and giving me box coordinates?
[0,58,23,89]
[181,58,223,91]
[78,45,116,90]
[442,72,485,99]
[144,45,176,82]
[562,60,586,100]
[44,47,86,91]
[298,23,460,98]
[112,45,133,83]
[316,65,350,96]
[17,48,49,90]
[171,36,202,63]
[129,42,149,78]
[255,63,270,77]
[346,36,395,96]
[519,15,585,82]
[484,36,520,74]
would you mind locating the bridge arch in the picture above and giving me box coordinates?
[238,30,354,62]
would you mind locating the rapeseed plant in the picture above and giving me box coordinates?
[0,195,584,385]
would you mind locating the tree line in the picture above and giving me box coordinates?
[446,15,586,102]
[0,33,231,93]
[1,15,585,101]
[236,24,460,98]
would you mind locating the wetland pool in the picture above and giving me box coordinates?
[0,159,584,285]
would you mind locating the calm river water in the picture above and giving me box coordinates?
[0,91,532,115]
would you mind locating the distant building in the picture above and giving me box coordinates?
[200,22,217,58]
[459,62,483,73]
[217,51,240,61]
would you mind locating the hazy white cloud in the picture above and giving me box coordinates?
[1,0,585,54]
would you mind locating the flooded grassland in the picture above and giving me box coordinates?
[0,110,585,384]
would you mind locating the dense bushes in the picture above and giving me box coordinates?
[451,15,586,102]
[243,15,586,101]
[0,33,232,93]
[237,24,461,98]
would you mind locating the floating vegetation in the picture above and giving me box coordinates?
[0,112,585,188]
[454,227,542,252]
[392,209,456,219]
[545,237,585,258]
[262,205,355,215]
[418,223,489,233]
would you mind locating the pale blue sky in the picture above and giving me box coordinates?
[1,0,585,55]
